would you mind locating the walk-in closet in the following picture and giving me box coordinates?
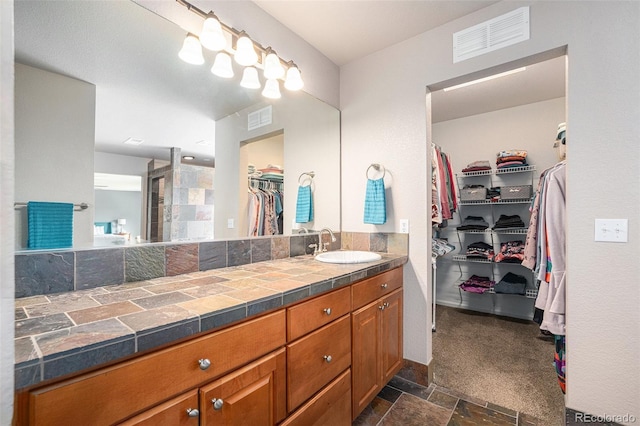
[429,53,567,426]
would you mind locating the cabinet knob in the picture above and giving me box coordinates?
[379,305,385,310]
[384,302,390,308]
[198,358,211,370]
[381,283,388,289]
[323,308,332,315]
[212,398,224,410]
[186,408,200,418]
[323,355,332,363]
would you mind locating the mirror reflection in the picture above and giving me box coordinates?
[13,0,340,250]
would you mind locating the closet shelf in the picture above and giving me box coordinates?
[452,255,492,263]
[457,165,537,178]
[486,287,538,298]
[459,199,532,206]
[493,228,529,235]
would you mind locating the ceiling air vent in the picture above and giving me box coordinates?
[248,105,273,131]
[453,7,529,63]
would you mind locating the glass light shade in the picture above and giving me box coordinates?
[284,64,304,91]
[262,79,281,99]
[200,15,226,51]
[240,66,261,89]
[178,34,204,65]
[263,52,285,79]
[234,34,258,66]
[211,52,234,78]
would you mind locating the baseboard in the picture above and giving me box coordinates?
[397,358,432,387]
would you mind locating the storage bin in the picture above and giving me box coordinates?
[500,185,532,200]
[459,187,487,201]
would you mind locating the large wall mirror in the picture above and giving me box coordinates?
[14,0,340,250]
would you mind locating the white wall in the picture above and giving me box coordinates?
[14,64,96,249]
[215,94,340,239]
[340,0,639,420]
[434,97,565,318]
[0,0,14,421]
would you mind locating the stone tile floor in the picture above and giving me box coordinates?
[353,376,544,425]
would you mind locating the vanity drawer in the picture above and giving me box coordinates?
[280,369,351,426]
[28,310,286,426]
[351,267,403,310]
[286,315,351,412]
[287,286,351,341]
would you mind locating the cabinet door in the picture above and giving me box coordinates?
[381,289,403,384]
[351,300,381,420]
[200,348,286,426]
[118,390,199,426]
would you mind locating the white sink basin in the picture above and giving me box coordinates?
[315,250,382,264]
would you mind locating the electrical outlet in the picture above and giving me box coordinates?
[594,219,628,242]
[400,219,409,234]
[227,218,234,229]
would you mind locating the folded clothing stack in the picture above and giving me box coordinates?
[494,240,525,263]
[462,160,492,173]
[494,272,527,295]
[459,275,495,294]
[259,164,284,181]
[465,241,494,260]
[496,149,528,169]
[493,214,525,229]
[457,216,490,231]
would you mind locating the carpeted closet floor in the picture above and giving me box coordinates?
[432,305,565,426]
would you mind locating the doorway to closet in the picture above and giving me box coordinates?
[427,50,567,426]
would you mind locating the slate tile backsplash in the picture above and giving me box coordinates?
[15,232,408,298]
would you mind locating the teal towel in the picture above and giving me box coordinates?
[28,201,74,249]
[295,185,313,223]
[363,178,386,224]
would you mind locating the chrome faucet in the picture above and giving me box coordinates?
[319,228,337,252]
[298,227,310,234]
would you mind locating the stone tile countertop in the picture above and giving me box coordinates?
[14,253,407,390]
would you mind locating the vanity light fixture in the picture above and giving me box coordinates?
[284,62,304,91]
[443,67,527,91]
[234,31,258,66]
[211,52,234,78]
[262,79,281,99]
[263,47,285,80]
[176,0,304,97]
[178,33,205,65]
[200,12,226,51]
[241,66,261,89]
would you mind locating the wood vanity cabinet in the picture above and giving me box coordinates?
[351,268,404,420]
[23,310,286,426]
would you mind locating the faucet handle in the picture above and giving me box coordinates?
[322,242,330,252]
[308,243,318,255]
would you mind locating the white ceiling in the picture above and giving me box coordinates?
[14,0,566,165]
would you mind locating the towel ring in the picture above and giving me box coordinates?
[366,163,385,180]
[298,171,315,186]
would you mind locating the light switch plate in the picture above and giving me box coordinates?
[400,219,409,234]
[594,219,628,242]
[227,218,235,229]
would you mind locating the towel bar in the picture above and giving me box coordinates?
[14,202,89,211]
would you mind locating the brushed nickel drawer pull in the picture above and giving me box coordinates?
[198,358,211,370]
[381,283,388,289]
[323,355,332,363]
[212,398,224,410]
[186,408,200,418]
[323,308,332,315]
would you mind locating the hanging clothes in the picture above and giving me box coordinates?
[247,179,284,237]
[431,144,457,225]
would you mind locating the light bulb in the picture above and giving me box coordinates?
[211,52,234,78]
[262,79,281,99]
[284,63,304,91]
[178,33,204,65]
[234,33,258,66]
[200,13,226,51]
[241,67,261,89]
[263,50,285,80]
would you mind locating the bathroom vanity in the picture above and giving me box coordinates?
[13,254,405,425]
